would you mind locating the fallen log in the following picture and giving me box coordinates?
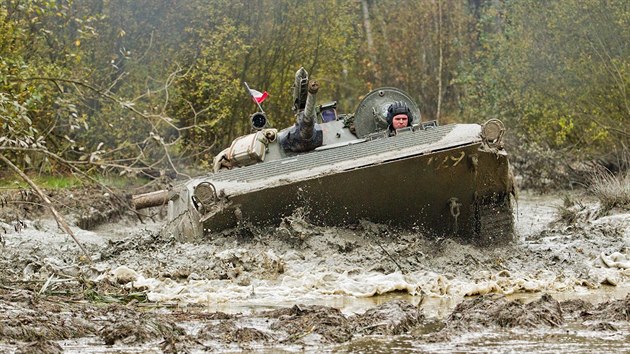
[132,190,169,210]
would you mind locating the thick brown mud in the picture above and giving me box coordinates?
[0,189,629,352]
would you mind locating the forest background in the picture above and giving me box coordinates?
[1,0,628,190]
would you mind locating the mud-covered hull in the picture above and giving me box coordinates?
[165,123,514,244]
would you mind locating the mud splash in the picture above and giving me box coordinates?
[0,191,629,352]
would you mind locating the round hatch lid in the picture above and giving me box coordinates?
[353,87,421,138]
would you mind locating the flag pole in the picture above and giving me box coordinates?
[244,82,265,113]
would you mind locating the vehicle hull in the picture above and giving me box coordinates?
[165,124,514,244]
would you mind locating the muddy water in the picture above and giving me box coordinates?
[341,324,630,354]
[1,191,629,353]
[337,286,630,353]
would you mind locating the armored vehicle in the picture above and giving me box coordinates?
[134,68,515,244]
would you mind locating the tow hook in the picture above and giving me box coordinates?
[449,197,461,234]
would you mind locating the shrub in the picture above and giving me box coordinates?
[588,168,630,212]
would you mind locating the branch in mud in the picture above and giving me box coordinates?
[0,153,92,262]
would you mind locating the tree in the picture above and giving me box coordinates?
[360,0,476,122]
[464,0,629,159]
[171,0,364,157]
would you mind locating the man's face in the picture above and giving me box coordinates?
[392,114,409,129]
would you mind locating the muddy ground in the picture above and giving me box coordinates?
[0,186,629,353]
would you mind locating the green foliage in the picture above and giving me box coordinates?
[1,0,628,183]
[169,0,363,159]
[464,0,629,162]
[1,1,102,170]
[169,1,251,158]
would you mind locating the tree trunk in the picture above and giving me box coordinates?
[436,0,444,122]
[361,0,380,84]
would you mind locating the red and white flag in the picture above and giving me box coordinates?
[248,88,269,104]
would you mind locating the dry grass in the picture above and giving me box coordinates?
[556,195,582,224]
[588,168,630,212]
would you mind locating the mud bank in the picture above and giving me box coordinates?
[0,191,629,352]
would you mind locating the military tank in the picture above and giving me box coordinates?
[134,67,515,244]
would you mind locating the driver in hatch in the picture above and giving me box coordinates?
[386,101,412,134]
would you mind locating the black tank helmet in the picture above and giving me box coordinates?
[386,101,412,128]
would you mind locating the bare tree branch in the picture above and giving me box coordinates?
[13,76,181,130]
[0,153,92,262]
